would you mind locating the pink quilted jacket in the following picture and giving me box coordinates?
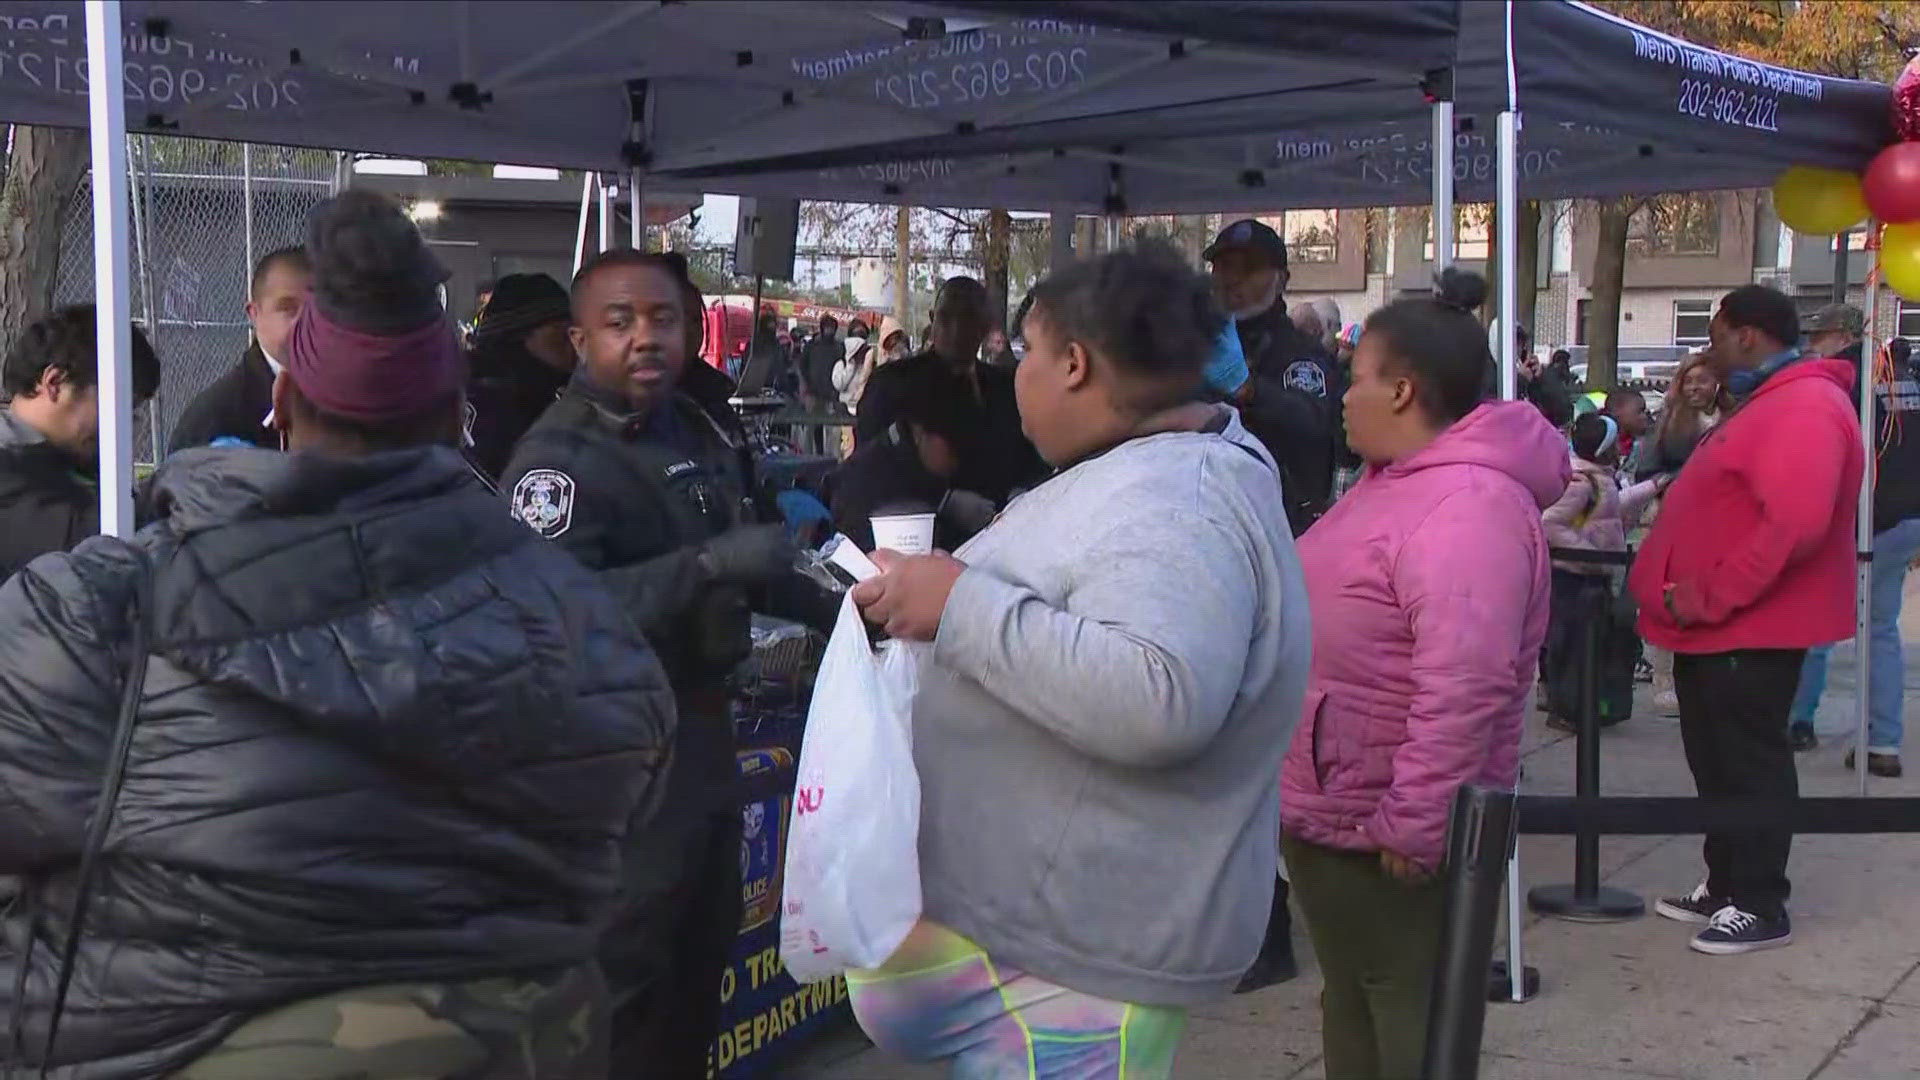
[1280,403,1568,870]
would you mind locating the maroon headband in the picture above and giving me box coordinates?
[284,303,464,423]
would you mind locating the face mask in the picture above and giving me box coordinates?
[1203,319,1250,395]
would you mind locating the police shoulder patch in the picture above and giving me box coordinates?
[1284,358,1328,397]
[511,468,576,539]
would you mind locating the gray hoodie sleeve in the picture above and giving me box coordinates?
[932,510,1257,769]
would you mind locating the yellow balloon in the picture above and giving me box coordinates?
[1881,223,1920,303]
[1773,166,1869,235]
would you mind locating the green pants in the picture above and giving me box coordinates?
[1283,835,1447,1080]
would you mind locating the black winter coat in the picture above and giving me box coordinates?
[165,345,277,453]
[0,446,674,1079]
[0,412,95,581]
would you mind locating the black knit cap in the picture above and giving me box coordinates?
[305,189,449,334]
[473,273,570,344]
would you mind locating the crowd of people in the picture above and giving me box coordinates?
[0,194,1904,1079]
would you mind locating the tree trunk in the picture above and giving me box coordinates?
[1515,200,1542,336]
[1585,199,1635,392]
[893,204,910,322]
[0,126,88,348]
[1483,200,1542,334]
[983,207,1011,333]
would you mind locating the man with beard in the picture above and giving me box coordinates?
[465,272,576,478]
[0,305,160,578]
[1204,219,1342,536]
[168,247,309,452]
[502,249,797,1075]
[856,276,1045,508]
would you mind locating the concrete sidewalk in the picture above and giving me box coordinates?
[797,615,1920,1079]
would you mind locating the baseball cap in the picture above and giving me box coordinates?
[1802,303,1864,337]
[1203,218,1288,270]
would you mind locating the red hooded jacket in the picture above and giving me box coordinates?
[1629,356,1863,654]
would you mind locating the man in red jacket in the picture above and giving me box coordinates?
[1630,284,1864,956]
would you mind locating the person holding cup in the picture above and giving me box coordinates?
[842,242,1311,1079]
[829,374,998,554]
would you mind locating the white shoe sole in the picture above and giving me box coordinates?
[1654,899,1716,925]
[1689,930,1791,956]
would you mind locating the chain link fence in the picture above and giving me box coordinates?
[54,137,340,461]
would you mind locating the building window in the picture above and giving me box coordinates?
[1575,299,1591,346]
[1899,301,1920,340]
[1832,230,1870,252]
[1673,299,1714,346]
[1255,210,1338,264]
[1422,205,1491,262]
[1628,194,1719,257]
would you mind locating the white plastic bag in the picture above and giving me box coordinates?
[779,594,924,983]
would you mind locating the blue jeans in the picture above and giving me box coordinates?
[1790,516,1920,751]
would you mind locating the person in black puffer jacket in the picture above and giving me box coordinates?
[0,190,674,1080]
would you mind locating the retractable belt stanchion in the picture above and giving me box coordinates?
[1528,564,1645,922]
[1421,786,1517,1080]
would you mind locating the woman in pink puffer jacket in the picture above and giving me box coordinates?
[1279,270,1567,1080]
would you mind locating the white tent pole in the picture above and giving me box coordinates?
[1495,0,1519,401]
[85,0,134,537]
[1856,230,1881,794]
[1431,100,1455,273]
[1049,211,1075,271]
[1506,849,1526,1001]
[597,173,613,252]
[572,171,593,276]
[629,167,644,250]
[1496,109,1518,401]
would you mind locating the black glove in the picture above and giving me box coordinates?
[697,523,795,586]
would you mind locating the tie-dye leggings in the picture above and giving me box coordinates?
[846,922,1186,1079]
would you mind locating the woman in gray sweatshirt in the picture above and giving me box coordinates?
[847,243,1311,1078]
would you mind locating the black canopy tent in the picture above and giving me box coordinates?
[0,0,1893,780]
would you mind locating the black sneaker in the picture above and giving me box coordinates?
[1789,723,1818,752]
[1233,947,1298,993]
[1690,905,1791,955]
[1655,881,1725,925]
[1845,749,1905,778]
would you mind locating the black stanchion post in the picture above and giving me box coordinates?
[1421,786,1516,1080]
[1528,586,1645,922]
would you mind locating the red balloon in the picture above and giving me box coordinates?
[1864,143,1920,225]
[1897,54,1920,142]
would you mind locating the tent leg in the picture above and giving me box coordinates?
[629,167,645,250]
[1050,211,1075,272]
[1495,109,1519,401]
[572,171,593,277]
[85,0,135,538]
[597,172,614,253]
[1431,100,1455,273]
[1857,230,1882,795]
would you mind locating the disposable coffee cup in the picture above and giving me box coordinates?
[870,512,936,556]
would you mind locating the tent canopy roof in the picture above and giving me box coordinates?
[0,0,1891,212]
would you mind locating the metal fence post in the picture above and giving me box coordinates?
[1422,786,1517,1080]
[1528,583,1645,921]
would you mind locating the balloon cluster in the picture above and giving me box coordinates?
[1773,56,1920,300]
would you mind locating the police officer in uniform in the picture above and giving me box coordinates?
[502,249,794,1077]
[1204,218,1344,536]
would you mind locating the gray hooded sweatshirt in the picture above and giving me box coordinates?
[920,408,1311,1007]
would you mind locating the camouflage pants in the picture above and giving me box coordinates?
[171,965,609,1080]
